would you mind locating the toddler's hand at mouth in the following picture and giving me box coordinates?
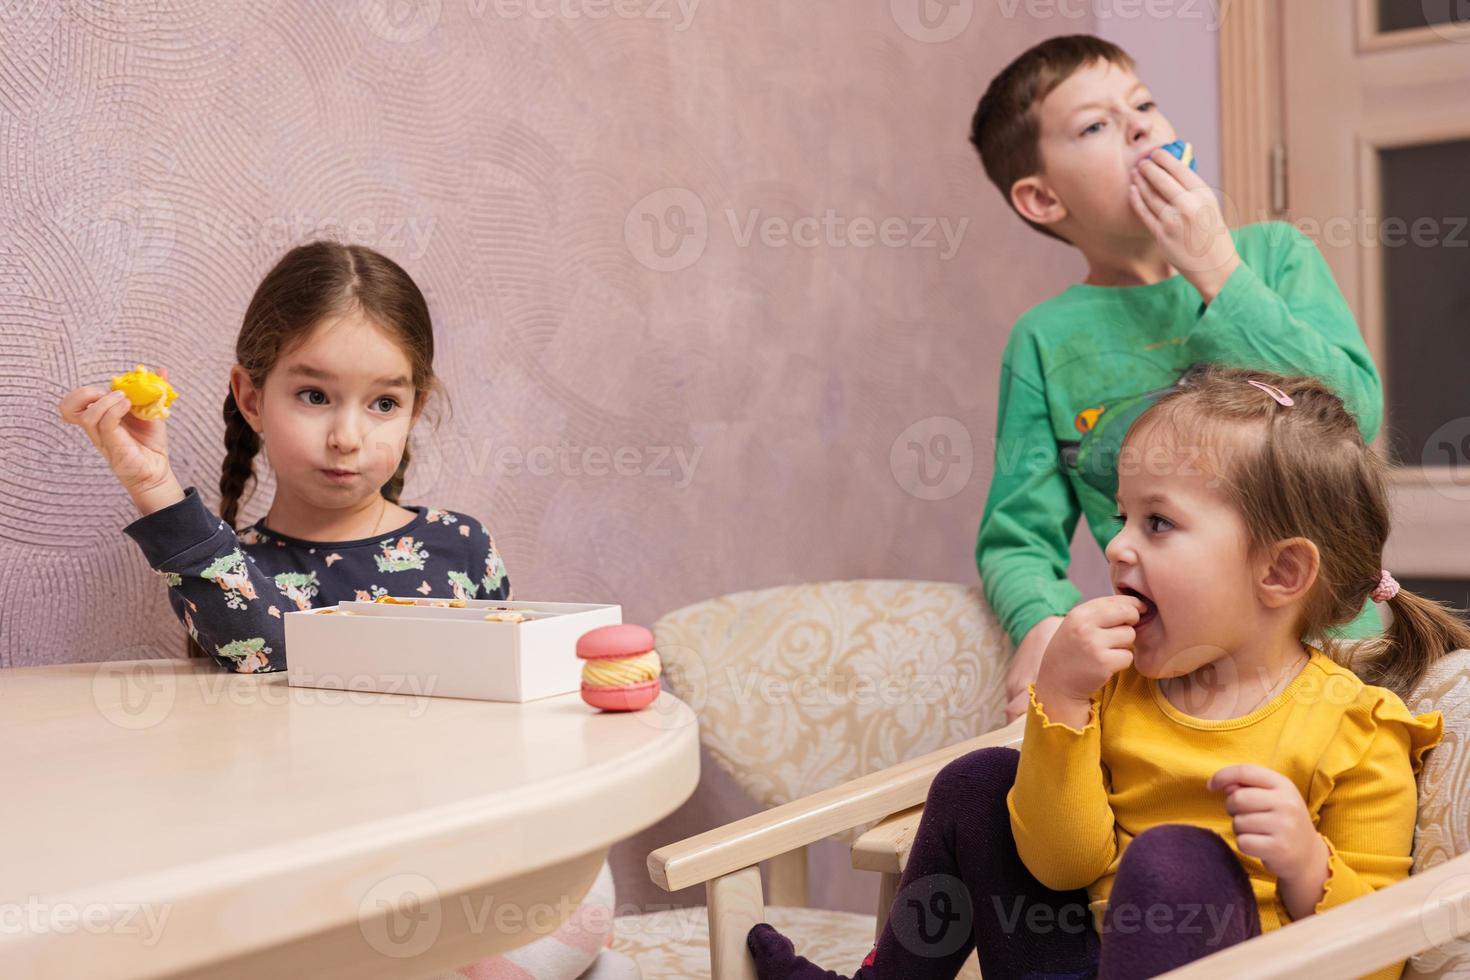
[1035,593,1149,708]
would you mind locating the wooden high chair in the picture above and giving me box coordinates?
[613,579,1470,980]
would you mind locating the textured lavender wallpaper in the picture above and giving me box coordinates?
[1,2,1097,912]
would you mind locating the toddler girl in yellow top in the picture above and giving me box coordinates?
[749,364,1466,980]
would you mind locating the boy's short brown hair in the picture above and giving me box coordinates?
[970,34,1135,244]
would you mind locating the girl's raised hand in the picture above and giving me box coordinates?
[1034,594,1146,709]
[1207,764,1326,883]
[59,368,175,495]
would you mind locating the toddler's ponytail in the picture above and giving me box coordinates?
[1361,585,1470,701]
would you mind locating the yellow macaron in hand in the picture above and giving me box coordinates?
[110,364,179,421]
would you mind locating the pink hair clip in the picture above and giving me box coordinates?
[1246,379,1294,406]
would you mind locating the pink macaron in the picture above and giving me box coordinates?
[576,624,660,712]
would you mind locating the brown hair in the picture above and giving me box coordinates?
[186,241,440,659]
[970,34,1135,244]
[1126,363,1470,701]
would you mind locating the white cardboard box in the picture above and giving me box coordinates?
[283,598,622,702]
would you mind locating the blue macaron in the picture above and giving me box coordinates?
[1158,140,1198,172]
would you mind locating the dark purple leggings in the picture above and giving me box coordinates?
[866,746,1262,979]
[748,746,1264,980]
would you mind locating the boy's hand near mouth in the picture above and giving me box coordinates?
[1129,145,1242,303]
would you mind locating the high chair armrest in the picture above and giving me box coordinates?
[1162,849,1470,978]
[648,717,1025,892]
[850,804,924,875]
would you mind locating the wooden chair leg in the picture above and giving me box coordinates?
[707,865,764,980]
[875,871,899,943]
[767,845,809,908]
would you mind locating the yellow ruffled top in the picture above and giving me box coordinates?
[582,650,662,688]
[110,364,179,420]
[1008,646,1443,980]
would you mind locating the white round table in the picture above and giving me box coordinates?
[0,658,700,978]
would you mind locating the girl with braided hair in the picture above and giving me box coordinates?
[60,240,512,673]
[60,242,633,979]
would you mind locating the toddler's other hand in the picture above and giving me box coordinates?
[1208,763,1326,883]
[1005,615,1064,723]
[1129,147,1241,303]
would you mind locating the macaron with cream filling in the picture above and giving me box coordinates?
[576,623,661,711]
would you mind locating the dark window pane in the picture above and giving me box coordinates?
[1376,0,1470,33]
[1398,577,1470,617]
[1377,138,1470,468]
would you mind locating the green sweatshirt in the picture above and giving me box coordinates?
[976,221,1385,649]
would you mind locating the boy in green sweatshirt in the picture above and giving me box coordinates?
[971,36,1384,722]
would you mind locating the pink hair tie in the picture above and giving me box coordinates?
[1246,379,1294,406]
[1371,569,1400,603]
